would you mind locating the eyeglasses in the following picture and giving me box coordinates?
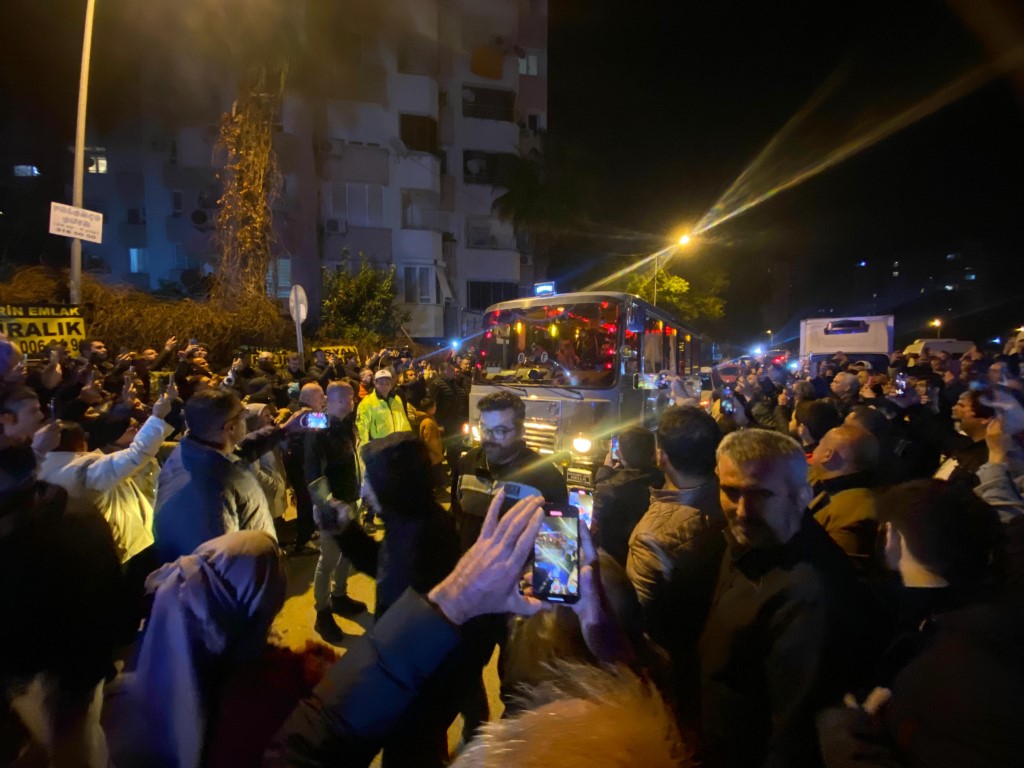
[479,425,516,440]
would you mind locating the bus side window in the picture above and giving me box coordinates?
[643,320,665,373]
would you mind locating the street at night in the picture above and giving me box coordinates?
[2,1,1024,766]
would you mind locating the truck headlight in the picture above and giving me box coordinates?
[572,436,592,454]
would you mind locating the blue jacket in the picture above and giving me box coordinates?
[153,437,276,563]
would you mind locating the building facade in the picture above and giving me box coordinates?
[78,0,548,341]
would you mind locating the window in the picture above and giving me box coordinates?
[12,165,41,177]
[268,258,291,298]
[517,50,541,76]
[527,114,540,132]
[171,190,184,216]
[467,280,519,310]
[403,266,434,304]
[462,86,516,122]
[87,155,107,174]
[331,182,384,226]
[399,114,439,153]
[126,208,146,225]
[129,248,148,273]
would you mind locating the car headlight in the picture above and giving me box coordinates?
[572,436,592,454]
[471,425,480,442]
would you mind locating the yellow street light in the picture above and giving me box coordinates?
[930,318,942,338]
[678,234,692,246]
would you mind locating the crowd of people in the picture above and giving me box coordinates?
[1,330,1023,767]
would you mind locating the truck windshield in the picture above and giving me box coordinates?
[478,301,620,389]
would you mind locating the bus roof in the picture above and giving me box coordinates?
[482,291,707,338]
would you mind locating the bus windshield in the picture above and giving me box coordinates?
[477,301,621,389]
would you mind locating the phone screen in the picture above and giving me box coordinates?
[568,489,593,529]
[610,436,620,462]
[532,504,580,604]
[721,397,735,415]
[894,373,907,396]
[303,411,329,429]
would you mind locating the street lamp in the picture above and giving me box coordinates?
[930,318,942,339]
[70,0,98,305]
[654,233,693,307]
[766,329,774,347]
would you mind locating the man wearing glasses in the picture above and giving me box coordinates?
[451,391,567,552]
[154,389,277,563]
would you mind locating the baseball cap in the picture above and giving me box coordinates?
[374,369,393,380]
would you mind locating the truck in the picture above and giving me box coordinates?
[799,315,894,373]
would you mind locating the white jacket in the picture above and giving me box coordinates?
[38,415,172,563]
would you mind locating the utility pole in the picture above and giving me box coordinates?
[70,0,97,305]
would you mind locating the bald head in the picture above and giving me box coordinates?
[299,382,327,410]
[811,425,879,479]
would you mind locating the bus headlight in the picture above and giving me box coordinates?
[572,436,592,454]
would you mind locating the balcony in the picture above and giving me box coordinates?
[393,154,440,193]
[394,229,441,262]
[322,225,392,263]
[392,74,438,117]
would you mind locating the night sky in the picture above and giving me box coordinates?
[2,1,1023,347]
[548,0,1024,347]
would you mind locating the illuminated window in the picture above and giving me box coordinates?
[87,155,107,174]
[12,165,40,177]
[129,248,148,273]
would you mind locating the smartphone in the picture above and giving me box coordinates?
[189,338,199,346]
[568,489,594,529]
[894,372,907,396]
[302,411,329,429]
[531,503,581,604]
[610,436,620,462]
[48,398,57,420]
[722,386,733,398]
[721,397,736,415]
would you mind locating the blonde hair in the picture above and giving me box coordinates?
[452,663,691,768]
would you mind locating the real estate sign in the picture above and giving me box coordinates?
[0,304,87,359]
[49,202,104,244]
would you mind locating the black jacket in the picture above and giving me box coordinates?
[426,375,468,435]
[699,514,886,768]
[303,414,359,504]
[591,464,664,566]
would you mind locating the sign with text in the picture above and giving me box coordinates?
[0,304,87,359]
[49,202,104,244]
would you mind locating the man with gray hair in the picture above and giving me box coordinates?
[698,429,883,768]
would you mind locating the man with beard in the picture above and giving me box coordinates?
[451,391,567,552]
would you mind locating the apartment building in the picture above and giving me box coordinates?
[78,0,548,341]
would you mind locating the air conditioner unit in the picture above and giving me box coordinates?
[325,218,348,235]
[190,209,214,232]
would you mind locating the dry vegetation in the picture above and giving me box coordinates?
[0,266,291,360]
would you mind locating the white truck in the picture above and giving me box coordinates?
[799,315,895,372]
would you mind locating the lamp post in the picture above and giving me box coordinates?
[69,0,98,305]
[766,329,774,347]
[930,318,942,339]
[654,234,693,308]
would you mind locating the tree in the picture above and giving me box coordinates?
[626,263,729,322]
[318,256,409,346]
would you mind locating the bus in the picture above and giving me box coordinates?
[464,291,712,497]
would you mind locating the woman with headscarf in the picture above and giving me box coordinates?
[244,403,289,520]
[102,530,287,768]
